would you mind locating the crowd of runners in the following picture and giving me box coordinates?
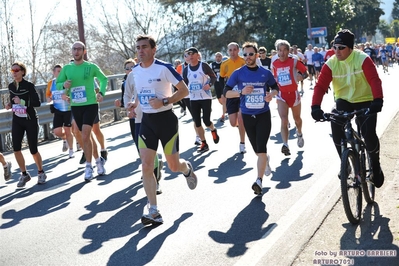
[1,28,386,226]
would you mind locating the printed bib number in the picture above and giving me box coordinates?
[52,90,64,103]
[71,86,87,103]
[12,104,27,117]
[245,88,264,109]
[189,82,202,91]
[277,70,292,86]
[138,87,156,108]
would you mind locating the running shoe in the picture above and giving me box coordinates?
[156,182,162,195]
[297,133,304,148]
[198,142,209,153]
[79,153,86,164]
[3,161,12,181]
[281,144,291,156]
[84,166,94,182]
[252,177,263,195]
[96,157,106,176]
[265,155,272,176]
[62,140,68,152]
[239,143,246,154]
[17,172,31,188]
[141,207,163,225]
[184,161,197,190]
[100,150,108,162]
[194,136,201,146]
[219,115,225,123]
[37,172,47,185]
[211,129,220,144]
[69,149,75,159]
[156,158,164,182]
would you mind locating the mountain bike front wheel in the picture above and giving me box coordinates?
[340,149,362,224]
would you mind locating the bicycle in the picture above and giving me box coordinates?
[322,109,375,224]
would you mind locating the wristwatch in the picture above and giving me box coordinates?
[162,98,169,106]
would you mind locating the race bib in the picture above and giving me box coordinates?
[189,82,202,91]
[71,86,87,103]
[277,69,292,86]
[12,104,27,117]
[138,87,156,108]
[52,90,64,103]
[314,61,320,67]
[245,88,264,109]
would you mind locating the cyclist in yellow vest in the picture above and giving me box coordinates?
[311,29,384,188]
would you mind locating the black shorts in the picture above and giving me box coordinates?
[71,104,98,131]
[242,111,271,154]
[226,98,240,115]
[307,65,316,75]
[94,112,100,124]
[190,99,213,127]
[214,81,224,99]
[139,109,179,155]
[53,109,72,128]
[12,115,39,154]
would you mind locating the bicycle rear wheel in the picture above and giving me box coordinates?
[340,149,362,224]
[361,149,375,203]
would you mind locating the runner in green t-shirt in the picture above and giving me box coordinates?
[56,41,108,182]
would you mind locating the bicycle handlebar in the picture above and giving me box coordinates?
[321,108,370,122]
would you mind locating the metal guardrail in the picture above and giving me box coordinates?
[0,74,125,152]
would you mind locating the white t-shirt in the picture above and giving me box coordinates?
[304,49,314,65]
[132,59,182,114]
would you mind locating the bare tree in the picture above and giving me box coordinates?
[0,0,17,91]
[85,0,166,61]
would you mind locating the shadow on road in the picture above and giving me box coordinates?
[208,153,253,184]
[271,151,313,189]
[208,196,276,257]
[0,181,86,228]
[339,203,399,265]
[79,181,142,221]
[107,212,193,266]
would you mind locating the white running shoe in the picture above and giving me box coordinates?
[252,178,262,195]
[239,143,246,154]
[297,132,304,148]
[17,172,31,188]
[3,161,12,181]
[84,166,94,182]
[265,155,272,176]
[37,172,47,184]
[194,136,201,146]
[141,207,163,225]
[96,157,106,176]
[62,140,68,152]
[184,161,197,190]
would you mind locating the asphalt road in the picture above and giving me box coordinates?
[1,66,398,266]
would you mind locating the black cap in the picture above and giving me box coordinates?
[334,29,354,49]
[185,47,199,54]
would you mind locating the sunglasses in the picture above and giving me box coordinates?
[11,69,22,73]
[243,52,256,57]
[333,45,347,51]
[125,67,132,70]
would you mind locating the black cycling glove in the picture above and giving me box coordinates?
[311,105,325,121]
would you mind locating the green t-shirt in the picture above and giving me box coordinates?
[56,61,108,106]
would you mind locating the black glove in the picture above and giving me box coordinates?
[368,98,383,113]
[311,105,325,121]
